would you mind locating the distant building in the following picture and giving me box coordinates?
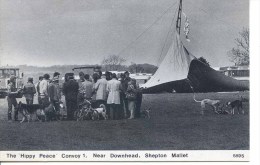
[217,66,249,82]
[101,71,152,85]
[130,73,152,85]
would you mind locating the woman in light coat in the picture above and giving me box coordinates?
[107,73,122,120]
[94,74,108,107]
[126,79,137,119]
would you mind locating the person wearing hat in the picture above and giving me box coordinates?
[48,74,61,118]
[23,77,36,105]
[62,73,79,120]
[7,75,18,121]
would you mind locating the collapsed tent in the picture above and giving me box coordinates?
[140,0,249,93]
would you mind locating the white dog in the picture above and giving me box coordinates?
[92,104,107,120]
[193,94,221,115]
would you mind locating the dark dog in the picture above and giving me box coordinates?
[216,103,230,115]
[17,102,46,123]
[226,96,246,115]
[44,103,62,121]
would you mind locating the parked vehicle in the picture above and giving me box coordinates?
[0,67,24,98]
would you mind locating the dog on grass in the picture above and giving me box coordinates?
[44,103,62,121]
[17,101,46,123]
[92,104,107,120]
[216,103,230,115]
[193,94,221,115]
[226,96,246,115]
[140,107,151,119]
[76,106,94,121]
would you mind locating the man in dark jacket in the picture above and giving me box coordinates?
[62,73,79,120]
[48,76,61,114]
[135,87,143,118]
[77,71,85,108]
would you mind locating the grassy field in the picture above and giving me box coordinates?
[0,92,249,150]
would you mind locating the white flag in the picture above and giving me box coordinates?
[183,12,190,42]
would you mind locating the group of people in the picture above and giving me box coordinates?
[62,71,143,120]
[6,71,143,121]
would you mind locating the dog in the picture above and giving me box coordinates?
[193,94,221,115]
[76,100,95,121]
[76,106,94,121]
[140,107,151,119]
[17,101,46,123]
[92,104,107,120]
[44,103,62,121]
[216,103,230,115]
[226,96,246,115]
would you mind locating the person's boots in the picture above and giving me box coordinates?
[8,113,12,121]
[14,109,18,121]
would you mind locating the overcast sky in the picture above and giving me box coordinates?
[0,0,249,67]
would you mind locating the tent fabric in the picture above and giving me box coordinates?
[141,58,249,94]
[141,32,194,89]
[187,59,249,92]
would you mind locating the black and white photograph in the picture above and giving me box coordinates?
[0,0,258,163]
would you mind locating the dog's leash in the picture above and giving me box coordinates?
[186,78,204,103]
[186,78,197,101]
[186,78,195,93]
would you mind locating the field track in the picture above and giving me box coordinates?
[0,92,249,150]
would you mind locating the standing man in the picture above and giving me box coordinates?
[7,76,18,121]
[39,74,50,108]
[63,73,79,120]
[119,73,126,119]
[121,71,131,118]
[135,85,143,118]
[36,76,43,105]
[106,73,122,120]
[126,79,137,119]
[94,74,108,107]
[82,74,94,100]
[48,75,61,114]
[23,77,36,105]
[77,72,85,108]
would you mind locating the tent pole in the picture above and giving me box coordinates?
[176,0,182,35]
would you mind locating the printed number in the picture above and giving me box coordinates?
[233,154,244,158]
